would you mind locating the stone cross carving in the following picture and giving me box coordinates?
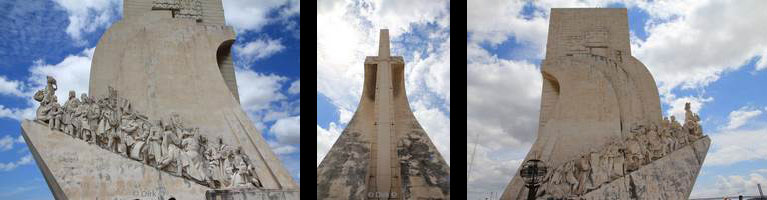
[152,0,203,22]
[33,76,263,189]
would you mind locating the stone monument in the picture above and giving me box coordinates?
[316,29,450,199]
[500,8,710,199]
[20,0,298,199]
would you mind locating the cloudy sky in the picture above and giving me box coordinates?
[0,0,299,198]
[467,0,767,199]
[316,0,451,167]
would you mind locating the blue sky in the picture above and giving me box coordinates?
[316,0,451,168]
[0,0,299,199]
[467,1,767,199]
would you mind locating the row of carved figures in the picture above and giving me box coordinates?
[33,76,261,189]
[535,103,705,198]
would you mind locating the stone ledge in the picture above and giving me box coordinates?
[205,188,299,200]
[21,120,210,200]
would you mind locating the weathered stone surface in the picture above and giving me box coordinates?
[21,0,297,199]
[22,120,209,200]
[501,8,708,200]
[317,29,450,199]
[87,0,295,192]
[205,188,299,200]
[580,136,710,199]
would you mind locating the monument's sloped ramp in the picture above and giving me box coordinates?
[580,136,710,199]
[21,120,209,200]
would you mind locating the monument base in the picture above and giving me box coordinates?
[580,136,710,199]
[205,188,299,200]
[22,120,210,199]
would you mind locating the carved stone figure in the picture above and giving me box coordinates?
[227,147,261,188]
[625,134,645,172]
[30,81,270,191]
[48,98,64,131]
[206,136,229,188]
[86,96,101,144]
[605,139,624,179]
[647,124,664,160]
[159,123,183,175]
[181,128,210,183]
[670,116,688,148]
[146,120,164,166]
[62,91,80,136]
[120,113,141,156]
[575,154,592,194]
[590,150,608,188]
[34,76,57,122]
[103,104,121,152]
[563,161,578,197]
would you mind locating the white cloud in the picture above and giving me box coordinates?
[661,94,713,124]
[271,144,297,155]
[52,0,120,44]
[269,116,300,145]
[724,106,764,130]
[0,105,34,121]
[467,144,525,199]
[466,41,543,200]
[406,37,451,106]
[0,47,93,122]
[705,125,767,166]
[467,0,549,57]
[234,37,286,63]
[28,48,94,104]
[467,44,542,149]
[0,76,25,97]
[316,123,342,166]
[222,0,299,32]
[0,154,33,172]
[0,135,15,151]
[366,0,450,37]
[632,1,767,93]
[288,80,299,95]
[691,169,767,198]
[15,135,24,144]
[235,69,287,112]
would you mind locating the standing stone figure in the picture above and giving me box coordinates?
[86,96,101,144]
[103,104,121,152]
[62,91,80,136]
[120,113,141,156]
[146,120,164,166]
[48,98,64,131]
[205,136,228,188]
[590,150,609,188]
[159,123,183,175]
[647,124,664,160]
[181,128,210,183]
[575,154,592,194]
[34,76,57,122]
[670,116,687,148]
[228,147,262,188]
[605,139,624,179]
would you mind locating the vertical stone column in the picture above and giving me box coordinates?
[374,29,393,198]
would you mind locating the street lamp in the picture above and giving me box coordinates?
[520,159,548,200]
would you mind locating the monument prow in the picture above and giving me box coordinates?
[21,0,298,199]
[502,8,709,199]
